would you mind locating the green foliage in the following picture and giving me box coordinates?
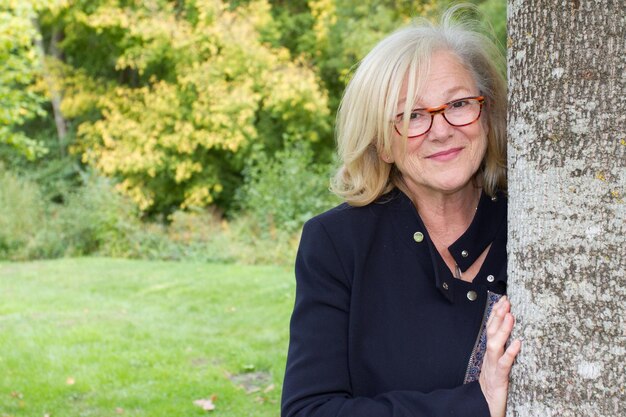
[0,0,507,262]
[0,0,48,159]
[154,208,238,263]
[477,0,507,52]
[0,168,46,258]
[0,164,301,265]
[39,0,331,215]
[302,0,506,112]
[305,0,443,111]
[237,141,339,236]
[0,169,142,260]
[54,175,142,257]
[0,258,293,417]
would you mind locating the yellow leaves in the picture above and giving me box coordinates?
[162,132,196,154]
[310,0,337,45]
[175,160,202,184]
[116,179,154,211]
[65,0,331,214]
[236,0,274,33]
[87,6,132,31]
[83,2,193,74]
[261,61,330,142]
[181,186,215,209]
[195,0,224,25]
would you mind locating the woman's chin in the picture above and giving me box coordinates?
[427,181,480,197]
[425,174,474,193]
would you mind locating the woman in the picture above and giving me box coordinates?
[282,8,520,417]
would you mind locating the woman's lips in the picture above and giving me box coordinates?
[426,147,463,161]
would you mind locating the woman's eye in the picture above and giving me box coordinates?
[451,100,469,108]
[409,111,425,120]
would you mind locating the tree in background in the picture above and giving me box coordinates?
[0,0,49,159]
[37,0,330,215]
[2,0,505,219]
[507,0,625,415]
[300,0,505,111]
[0,0,508,261]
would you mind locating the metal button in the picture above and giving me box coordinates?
[413,232,424,243]
[442,282,449,290]
[491,195,498,202]
[467,290,477,301]
[487,274,495,283]
[461,250,469,258]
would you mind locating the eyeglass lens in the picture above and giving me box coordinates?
[395,97,483,137]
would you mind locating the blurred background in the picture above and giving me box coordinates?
[1,0,505,265]
[1,1,505,416]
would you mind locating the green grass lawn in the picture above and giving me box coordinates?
[0,258,295,417]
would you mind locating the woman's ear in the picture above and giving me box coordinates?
[379,146,394,164]
[381,152,394,164]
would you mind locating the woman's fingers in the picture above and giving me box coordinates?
[497,313,515,339]
[487,296,508,328]
[479,297,521,417]
[496,338,522,378]
[503,339,522,365]
[487,298,513,353]
[488,315,513,352]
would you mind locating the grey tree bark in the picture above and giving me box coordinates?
[32,19,67,157]
[507,1,625,416]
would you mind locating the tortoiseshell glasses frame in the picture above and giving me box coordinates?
[394,96,485,138]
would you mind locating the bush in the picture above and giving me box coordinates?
[0,161,320,265]
[237,142,339,237]
[226,214,303,265]
[0,169,47,259]
[53,174,143,257]
[0,170,145,260]
[159,208,238,263]
[143,209,298,265]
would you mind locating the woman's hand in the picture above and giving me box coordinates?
[479,296,522,417]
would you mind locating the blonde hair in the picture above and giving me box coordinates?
[331,6,507,206]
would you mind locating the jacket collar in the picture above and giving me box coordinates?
[386,188,507,303]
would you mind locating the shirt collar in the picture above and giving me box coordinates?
[387,188,507,303]
[448,190,507,272]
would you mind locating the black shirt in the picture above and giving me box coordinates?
[282,188,507,417]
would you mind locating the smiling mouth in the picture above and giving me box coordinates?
[426,147,464,159]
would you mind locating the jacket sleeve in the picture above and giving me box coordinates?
[281,218,491,417]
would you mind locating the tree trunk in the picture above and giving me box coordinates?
[33,19,67,157]
[506,1,625,416]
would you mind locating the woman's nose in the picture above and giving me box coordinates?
[427,112,453,139]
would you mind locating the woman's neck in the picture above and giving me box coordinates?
[409,184,481,246]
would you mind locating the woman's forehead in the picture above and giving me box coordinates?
[395,51,478,107]
[397,85,474,108]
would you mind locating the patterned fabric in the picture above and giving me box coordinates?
[464,291,503,383]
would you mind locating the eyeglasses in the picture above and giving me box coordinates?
[394,96,485,138]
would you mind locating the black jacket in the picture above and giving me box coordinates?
[282,188,507,417]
